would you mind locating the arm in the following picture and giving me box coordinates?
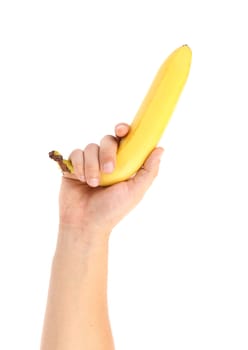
[40,226,114,350]
[40,123,164,350]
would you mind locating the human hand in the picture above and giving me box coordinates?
[58,123,164,241]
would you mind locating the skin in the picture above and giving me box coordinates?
[40,123,164,350]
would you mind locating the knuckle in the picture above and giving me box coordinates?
[101,141,117,154]
[84,142,98,151]
[101,135,116,145]
[69,148,82,158]
[100,147,115,158]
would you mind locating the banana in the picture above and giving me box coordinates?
[49,44,192,186]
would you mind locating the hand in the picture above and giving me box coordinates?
[58,123,164,240]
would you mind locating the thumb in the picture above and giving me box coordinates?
[127,147,164,195]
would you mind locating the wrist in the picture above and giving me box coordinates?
[56,223,111,257]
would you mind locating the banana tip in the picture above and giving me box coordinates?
[182,44,192,51]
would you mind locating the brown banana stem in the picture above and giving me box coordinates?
[48,151,71,173]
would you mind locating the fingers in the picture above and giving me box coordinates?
[68,144,101,187]
[99,135,117,173]
[99,123,130,174]
[68,149,85,182]
[68,122,131,187]
[68,137,120,187]
[68,145,163,189]
[84,143,101,187]
[127,147,164,195]
[115,123,130,138]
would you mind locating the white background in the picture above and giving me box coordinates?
[0,1,247,349]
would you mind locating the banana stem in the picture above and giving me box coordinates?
[49,151,72,173]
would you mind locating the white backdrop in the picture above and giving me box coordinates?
[0,1,247,349]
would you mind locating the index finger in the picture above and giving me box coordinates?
[115,123,130,138]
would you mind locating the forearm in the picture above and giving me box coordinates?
[40,226,114,350]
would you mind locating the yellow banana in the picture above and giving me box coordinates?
[49,44,192,186]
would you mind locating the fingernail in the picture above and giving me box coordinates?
[116,124,125,133]
[79,175,85,182]
[103,162,114,173]
[88,178,99,187]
